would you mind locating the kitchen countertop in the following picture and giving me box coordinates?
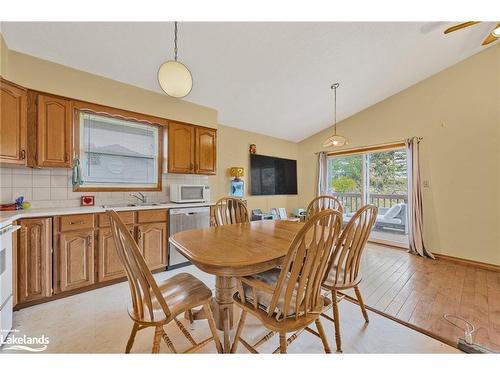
[0,201,214,227]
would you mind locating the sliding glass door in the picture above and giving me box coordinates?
[327,147,409,247]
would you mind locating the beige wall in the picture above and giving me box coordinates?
[3,48,218,128]
[209,124,298,214]
[0,34,8,77]
[1,39,300,215]
[2,35,499,265]
[298,44,500,265]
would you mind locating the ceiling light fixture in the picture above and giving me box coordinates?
[158,21,193,98]
[493,25,500,37]
[323,83,347,148]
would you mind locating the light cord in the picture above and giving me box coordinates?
[174,21,178,61]
[331,83,339,135]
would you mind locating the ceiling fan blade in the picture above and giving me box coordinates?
[482,22,500,45]
[444,21,480,34]
[481,33,499,46]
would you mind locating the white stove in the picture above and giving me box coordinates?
[0,223,20,347]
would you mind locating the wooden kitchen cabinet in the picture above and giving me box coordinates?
[16,218,52,304]
[167,121,195,173]
[55,229,95,293]
[167,122,217,175]
[97,227,132,282]
[35,93,73,168]
[137,222,167,270]
[195,127,217,174]
[0,79,27,165]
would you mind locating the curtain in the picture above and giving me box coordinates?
[316,151,328,196]
[405,137,434,259]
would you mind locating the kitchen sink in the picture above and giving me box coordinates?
[101,202,163,208]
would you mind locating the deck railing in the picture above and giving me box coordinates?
[330,192,407,212]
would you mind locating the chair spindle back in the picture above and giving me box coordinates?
[306,195,343,220]
[213,197,249,226]
[325,204,378,287]
[107,210,171,322]
[269,209,342,321]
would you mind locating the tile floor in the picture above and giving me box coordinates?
[1,265,458,354]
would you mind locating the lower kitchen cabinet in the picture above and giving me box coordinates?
[17,218,52,304]
[14,209,170,309]
[137,222,168,270]
[97,227,133,282]
[55,229,95,293]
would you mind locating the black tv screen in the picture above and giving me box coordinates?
[250,154,297,195]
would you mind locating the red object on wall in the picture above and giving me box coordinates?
[80,196,95,206]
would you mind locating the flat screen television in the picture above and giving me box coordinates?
[250,154,297,195]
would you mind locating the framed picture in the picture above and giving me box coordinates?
[80,195,95,206]
[230,180,244,198]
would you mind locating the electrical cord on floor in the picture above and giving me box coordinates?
[443,314,475,344]
[443,314,497,353]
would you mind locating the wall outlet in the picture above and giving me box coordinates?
[423,180,430,188]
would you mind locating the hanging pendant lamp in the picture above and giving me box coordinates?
[158,21,193,98]
[323,83,347,147]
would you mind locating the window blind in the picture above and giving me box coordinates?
[78,112,159,187]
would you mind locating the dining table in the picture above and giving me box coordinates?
[169,219,304,353]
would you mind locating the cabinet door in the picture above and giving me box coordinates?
[17,218,52,304]
[167,122,195,174]
[97,227,133,282]
[195,127,217,175]
[137,223,167,270]
[56,230,95,292]
[0,80,27,165]
[37,94,72,168]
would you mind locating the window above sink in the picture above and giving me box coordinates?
[72,103,165,192]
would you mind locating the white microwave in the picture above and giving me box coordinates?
[170,184,210,203]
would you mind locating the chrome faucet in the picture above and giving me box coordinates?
[130,192,147,203]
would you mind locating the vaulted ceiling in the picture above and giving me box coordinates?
[1,22,496,141]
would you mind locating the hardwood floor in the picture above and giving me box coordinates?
[349,244,500,351]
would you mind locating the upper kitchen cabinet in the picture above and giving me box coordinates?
[0,79,27,165]
[195,127,217,175]
[30,93,73,168]
[167,121,195,174]
[166,121,217,175]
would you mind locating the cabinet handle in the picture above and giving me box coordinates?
[69,221,85,225]
[20,150,26,160]
[190,163,194,171]
[65,152,69,162]
[87,234,92,246]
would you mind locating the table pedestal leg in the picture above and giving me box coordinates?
[212,276,236,353]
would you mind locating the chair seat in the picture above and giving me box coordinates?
[128,272,212,324]
[241,268,299,318]
[234,288,331,332]
[322,265,361,290]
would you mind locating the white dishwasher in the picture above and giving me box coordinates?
[0,223,20,347]
[168,206,210,269]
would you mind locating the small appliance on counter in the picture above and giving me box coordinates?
[168,207,210,269]
[170,184,210,203]
[0,223,20,347]
[293,208,306,222]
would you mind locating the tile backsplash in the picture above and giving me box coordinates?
[0,167,208,209]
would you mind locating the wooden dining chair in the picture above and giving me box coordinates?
[321,204,378,352]
[306,195,343,220]
[107,210,222,354]
[213,197,249,226]
[231,209,343,353]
